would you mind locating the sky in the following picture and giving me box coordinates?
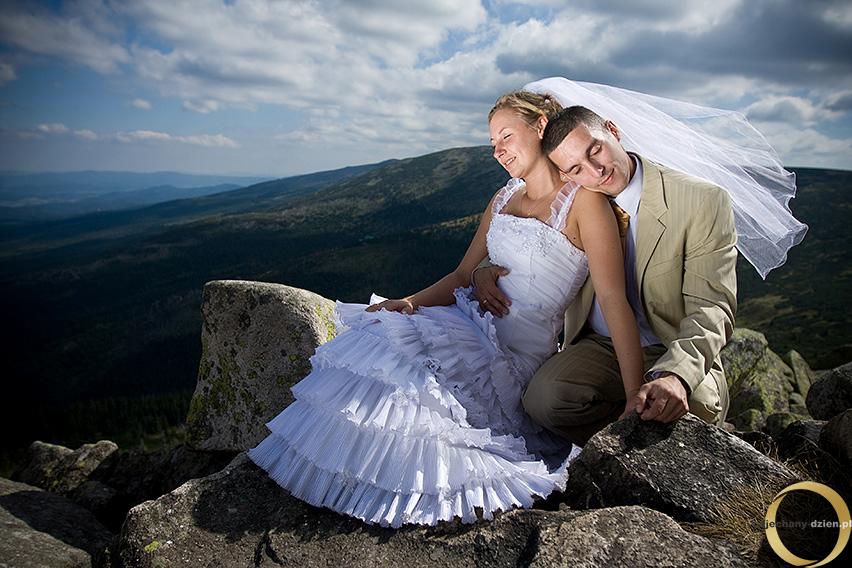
[0,0,850,177]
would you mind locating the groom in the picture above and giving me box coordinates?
[473,105,736,445]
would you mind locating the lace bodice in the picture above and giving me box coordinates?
[485,179,590,376]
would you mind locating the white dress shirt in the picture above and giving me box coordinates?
[588,155,662,347]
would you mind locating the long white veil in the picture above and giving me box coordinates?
[524,77,808,279]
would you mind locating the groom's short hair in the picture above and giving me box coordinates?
[542,106,608,154]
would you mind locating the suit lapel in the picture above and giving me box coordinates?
[635,157,668,293]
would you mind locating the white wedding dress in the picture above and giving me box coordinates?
[248,178,590,527]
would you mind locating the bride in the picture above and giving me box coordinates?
[247,88,646,527]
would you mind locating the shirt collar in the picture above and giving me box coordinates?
[614,153,642,217]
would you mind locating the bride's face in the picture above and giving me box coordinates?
[489,109,545,178]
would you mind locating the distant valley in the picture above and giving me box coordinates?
[0,170,270,221]
[0,148,848,473]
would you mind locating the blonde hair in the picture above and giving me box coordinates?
[488,91,563,126]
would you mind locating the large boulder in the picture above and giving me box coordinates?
[13,440,117,494]
[117,454,748,568]
[0,477,113,568]
[820,409,852,470]
[721,329,800,431]
[186,280,337,451]
[806,361,852,420]
[561,413,797,522]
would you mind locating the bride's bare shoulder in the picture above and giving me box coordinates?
[572,187,610,209]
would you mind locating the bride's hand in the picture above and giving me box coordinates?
[365,298,418,314]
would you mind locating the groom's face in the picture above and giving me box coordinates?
[547,121,633,197]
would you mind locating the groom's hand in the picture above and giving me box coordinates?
[472,265,511,317]
[633,374,689,423]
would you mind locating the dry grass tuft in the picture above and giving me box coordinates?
[683,477,791,560]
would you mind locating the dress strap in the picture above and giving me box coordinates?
[548,181,582,231]
[491,178,526,215]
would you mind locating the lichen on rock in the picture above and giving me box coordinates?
[186,280,337,452]
[721,328,816,432]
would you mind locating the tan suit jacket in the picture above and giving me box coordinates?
[563,156,737,412]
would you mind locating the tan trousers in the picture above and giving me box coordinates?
[522,333,727,446]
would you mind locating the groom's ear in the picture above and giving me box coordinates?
[605,120,621,141]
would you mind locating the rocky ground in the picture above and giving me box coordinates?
[3,280,850,568]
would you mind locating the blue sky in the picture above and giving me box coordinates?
[1,0,850,176]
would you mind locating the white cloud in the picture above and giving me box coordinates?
[74,129,99,140]
[745,96,839,125]
[182,99,220,114]
[37,123,69,133]
[824,90,852,112]
[178,134,239,148]
[131,98,152,110]
[114,129,239,148]
[822,3,852,30]
[0,3,129,73]
[0,62,15,85]
[104,0,497,154]
[24,124,236,148]
[115,129,171,143]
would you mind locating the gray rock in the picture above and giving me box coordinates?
[784,349,814,397]
[788,392,808,416]
[186,280,337,451]
[13,440,236,533]
[13,440,118,495]
[561,413,797,522]
[806,361,852,420]
[775,420,826,462]
[70,479,119,520]
[819,409,852,469]
[764,411,809,438]
[773,418,851,504]
[117,454,747,568]
[721,330,794,430]
[720,328,768,381]
[728,408,766,432]
[84,443,237,532]
[731,430,777,457]
[0,477,113,568]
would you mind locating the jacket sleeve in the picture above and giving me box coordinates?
[647,188,737,393]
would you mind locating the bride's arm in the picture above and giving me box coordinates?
[573,190,645,402]
[366,193,498,313]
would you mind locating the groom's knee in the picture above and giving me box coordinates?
[522,340,622,429]
[522,373,556,427]
[522,347,584,427]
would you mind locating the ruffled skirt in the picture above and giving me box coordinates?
[247,288,580,527]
